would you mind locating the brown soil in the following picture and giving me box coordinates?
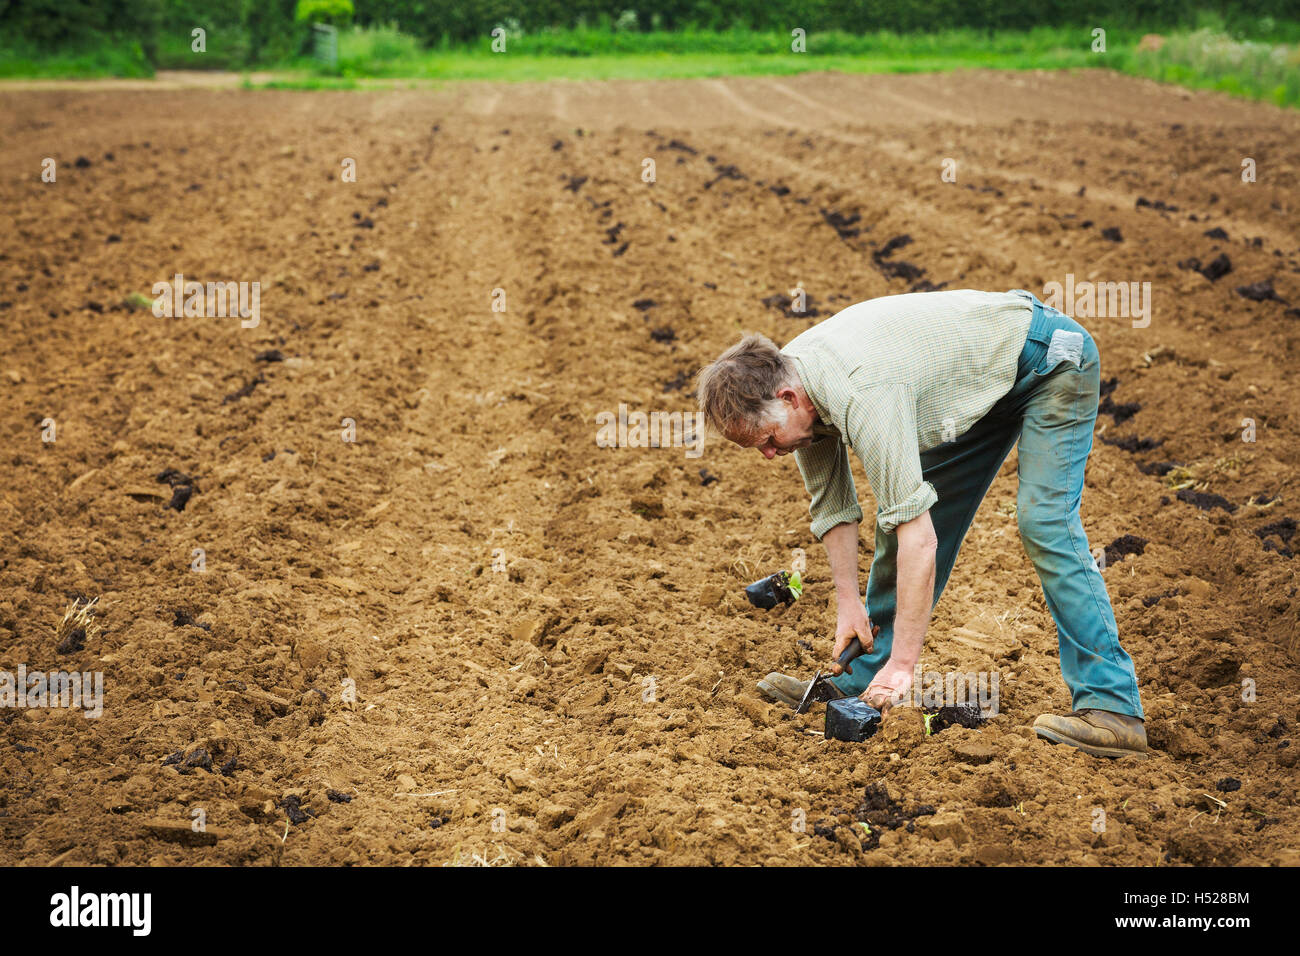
[1,71,1298,866]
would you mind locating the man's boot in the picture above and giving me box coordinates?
[756,672,847,710]
[1033,709,1149,759]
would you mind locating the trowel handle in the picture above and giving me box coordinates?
[837,637,865,674]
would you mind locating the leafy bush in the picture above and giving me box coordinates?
[295,0,354,27]
[336,23,423,71]
[1122,26,1300,105]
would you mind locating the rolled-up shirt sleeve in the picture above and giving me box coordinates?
[845,384,938,534]
[794,434,864,540]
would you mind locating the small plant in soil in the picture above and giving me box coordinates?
[813,783,935,851]
[922,702,986,734]
[54,597,102,654]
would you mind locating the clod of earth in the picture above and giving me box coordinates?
[181,748,213,774]
[1254,517,1296,559]
[222,373,265,405]
[1236,279,1281,302]
[55,627,85,655]
[1142,588,1180,608]
[1176,488,1236,513]
[662,370,690,392]
[820,208,862,241]
[156,468,198,511]
[172,607,210,630]
[761,292,822,319]
[1177,253,1232,282]
[1104,534,1148,565]
[280,794,315,824]
[1101,435,1165,453]
[876,234,914,257]
[872,235,925,282]
[1098,378,1141,423]
[166,485,194,511]
[704,164,746,189]
[926,702,986,733]
[1136,196,1178,212]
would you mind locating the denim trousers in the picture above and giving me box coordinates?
[829,291,1144,718]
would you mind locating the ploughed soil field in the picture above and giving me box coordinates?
[1,70,1298,866]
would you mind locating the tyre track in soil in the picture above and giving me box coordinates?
[264,118,581,864]
[0,77,1296,866]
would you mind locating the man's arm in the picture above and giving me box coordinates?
[793,435,863,540]
[822,521,877,663]
[793,439,877,663]
[864,509,937,708]
[889,510,937,668]
[824,383,938,704]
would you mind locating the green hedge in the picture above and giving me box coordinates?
[353,0,1300,43]
[2,0,1299,64]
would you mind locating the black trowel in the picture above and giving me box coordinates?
[794,625,878,715]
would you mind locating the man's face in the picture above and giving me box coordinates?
[728,389,817,460]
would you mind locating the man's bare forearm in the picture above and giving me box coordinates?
[891,513,937,668]
[821,521,863,611]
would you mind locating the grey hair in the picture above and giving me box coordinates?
[695,332,796,437]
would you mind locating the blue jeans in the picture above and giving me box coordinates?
[829,290,1144,718]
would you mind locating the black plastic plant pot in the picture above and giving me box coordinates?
[744,571,794,610]
[825,698,883,742]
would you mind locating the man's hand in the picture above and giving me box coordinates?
[863,657,914,713]
[829,604,881,676]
